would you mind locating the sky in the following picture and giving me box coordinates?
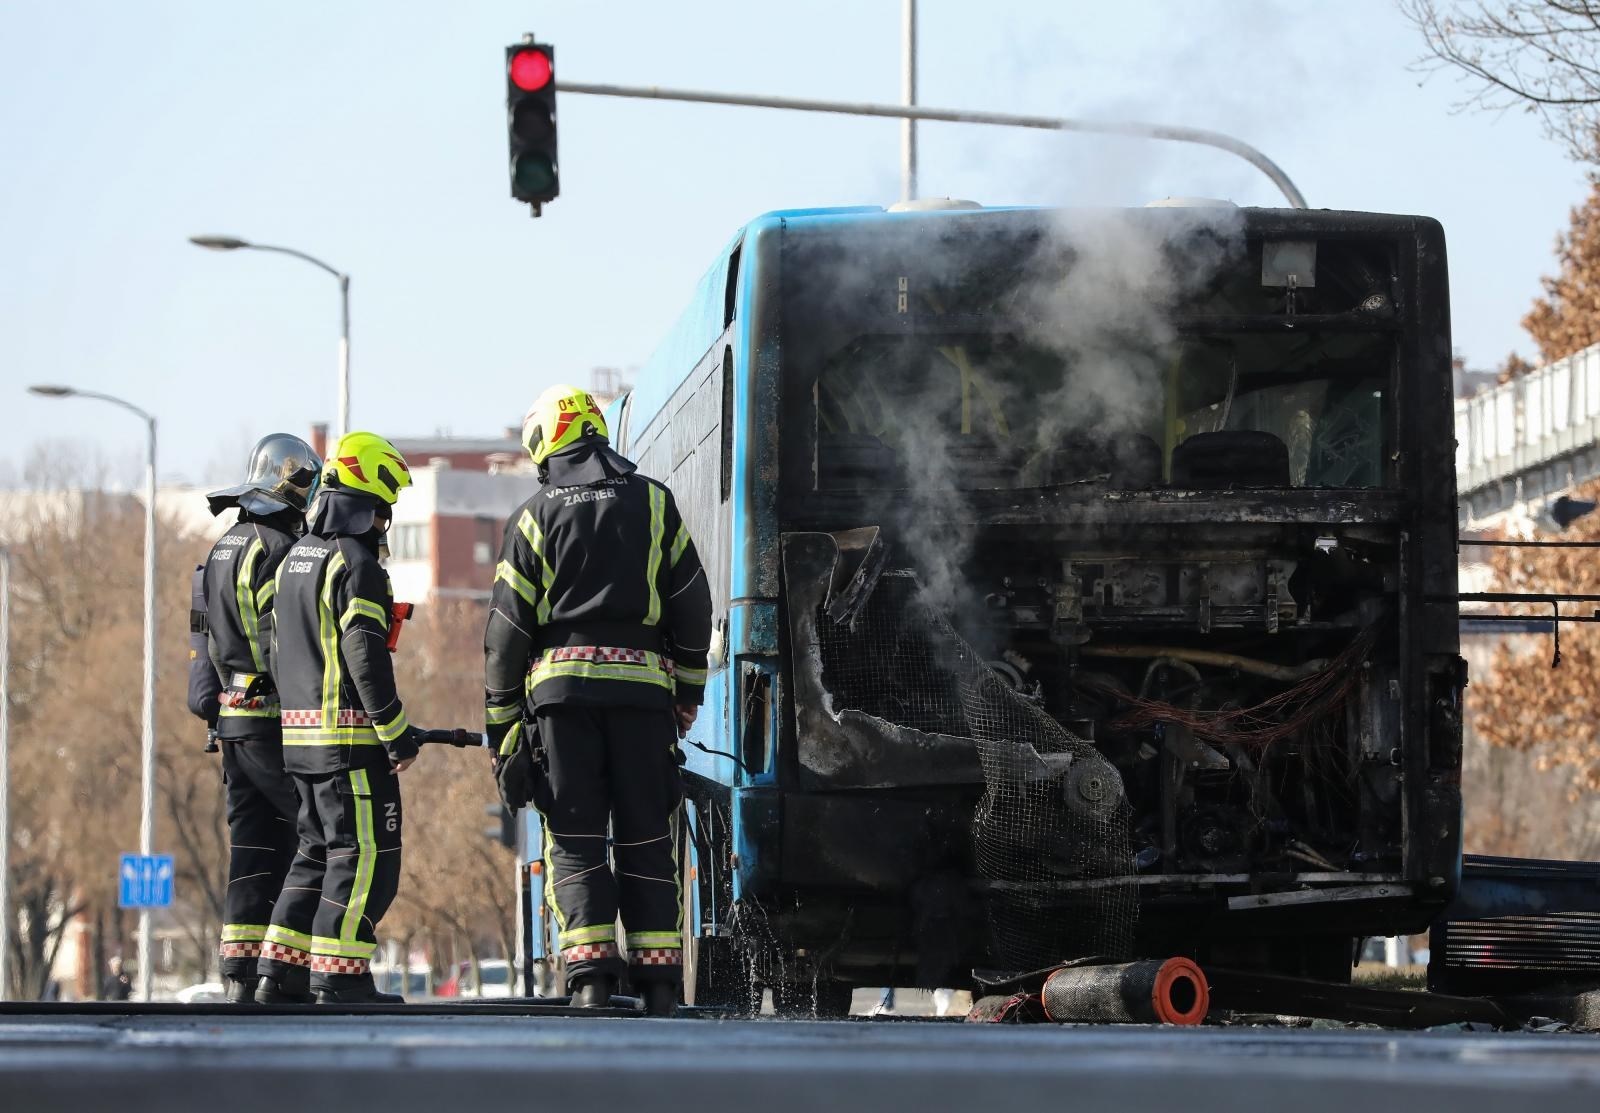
[0,0,1587,486]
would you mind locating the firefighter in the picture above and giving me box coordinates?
[188,433,322,1003]
[255,431,421,1005]
[484,385,712,1017]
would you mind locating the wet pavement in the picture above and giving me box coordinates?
[1,1008,1598,1112]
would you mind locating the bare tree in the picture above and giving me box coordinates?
[3,484,143,997]
[2,456,226,998]
[386,599,518,977]
[1466,476,1600,802]
[2,466,515,997]
[1405,1,1600,162]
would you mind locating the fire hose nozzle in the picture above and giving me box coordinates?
[416,728,490,749]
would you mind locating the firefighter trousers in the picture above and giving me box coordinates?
[533,705,684,987]
[219,735,301,981]
[258,765,402,992]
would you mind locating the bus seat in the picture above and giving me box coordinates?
[1170,431,1290,488]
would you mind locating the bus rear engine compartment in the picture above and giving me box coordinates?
[781,522,1405,968]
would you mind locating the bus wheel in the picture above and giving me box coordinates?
[681,822,756,1014]
[815,979,854,1019]
[773,978,853,1019]
[685,932,756,1014]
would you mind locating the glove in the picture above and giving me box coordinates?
[492,720,541,813]
[220,672,273,711]
[384,725,422,766]
[486,714,518,756]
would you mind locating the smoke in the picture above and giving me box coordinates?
[849,205,1246,633]
[1020,205,1245,450]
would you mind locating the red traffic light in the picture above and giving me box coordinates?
[510,49,552,92]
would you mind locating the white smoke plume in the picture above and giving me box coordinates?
[867,205,1247,631]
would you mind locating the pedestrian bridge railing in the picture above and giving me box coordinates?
[1456,341,1600,496]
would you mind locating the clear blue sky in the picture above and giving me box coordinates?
[0,0,1585,484]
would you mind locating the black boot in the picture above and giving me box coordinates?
[315,974,404,1005]
[570,975,617,1008]
[255,975,314,1005]
[223,976,257,1004]
[640,981,679,1018]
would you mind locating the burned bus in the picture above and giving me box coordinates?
[529,201,1463,1012]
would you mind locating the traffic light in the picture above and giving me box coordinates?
[506,37,558,212]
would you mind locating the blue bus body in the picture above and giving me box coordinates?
[523,203,1465,1007]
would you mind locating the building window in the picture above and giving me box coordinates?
[390,523,430,562]
[475,516,500,566]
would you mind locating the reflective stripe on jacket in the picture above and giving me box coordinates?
[271,532,408,774]
[483,468,713,735]
[202,514,297,740]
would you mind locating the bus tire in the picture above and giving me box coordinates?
[681,816,756,1014]
[773,977,853,1019]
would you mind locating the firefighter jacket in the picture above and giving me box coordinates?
[200,511,299,740]
[186,563,223,728]
[272,515,412,774]
[483,451,713,743]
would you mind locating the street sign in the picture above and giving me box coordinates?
[118,854,174,909]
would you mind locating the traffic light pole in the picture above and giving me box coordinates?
[559,81,1308,209]
[901,0,917,203]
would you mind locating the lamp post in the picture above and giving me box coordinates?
[188,235,351,440]
[27,385,158,1002]
[0,548,11,1000]
[901,0,917,202]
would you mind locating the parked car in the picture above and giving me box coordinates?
[370,964,431,999]
[436,959,515,999]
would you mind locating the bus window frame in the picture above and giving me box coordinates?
[776,218,1445,514]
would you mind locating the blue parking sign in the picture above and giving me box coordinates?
[118,854,174,909]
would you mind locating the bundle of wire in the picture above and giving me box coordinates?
[1081,629,1376,751]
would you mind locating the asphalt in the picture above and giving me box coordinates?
[1,1007,1599,1113]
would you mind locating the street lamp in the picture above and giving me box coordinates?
[901,0,917,202]
[188,235,352,440]
[27,384,158,1002]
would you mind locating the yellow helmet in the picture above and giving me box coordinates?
[523,384,608,466]
[323,431,412,505]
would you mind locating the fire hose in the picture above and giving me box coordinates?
[968,957,1211,1025]
[1041,958,1209,1025]
[415,728,490,749]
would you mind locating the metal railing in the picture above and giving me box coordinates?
[1455,340,1600,495]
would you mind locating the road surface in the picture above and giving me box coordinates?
[0,1006,1597,1112]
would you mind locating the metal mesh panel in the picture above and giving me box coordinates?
[818,574,966,733]
[818,572,1137,971]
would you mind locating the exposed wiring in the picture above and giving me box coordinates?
[1081,630,1374,751]
[1085,644,1330,683]
[1287,840,1339,871]
[682,738,756,775]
